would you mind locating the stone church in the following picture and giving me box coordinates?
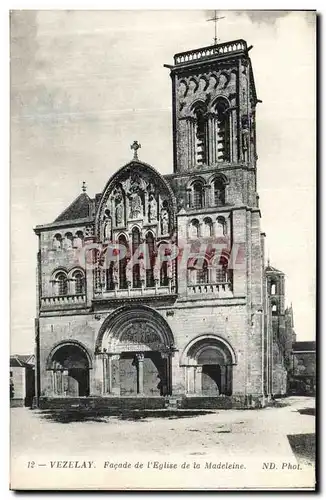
[34,38,293,409]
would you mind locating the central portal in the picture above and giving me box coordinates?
[119,352,168,396]
[96,305,174,397]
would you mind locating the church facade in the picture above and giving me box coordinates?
[34,39,293,409]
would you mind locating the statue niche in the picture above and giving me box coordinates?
[129,191,143,219]
[160,201,170,235]
[115,194,124,227]
[103,209,112,241]
[148,194,158,223]
[128,174,144,220]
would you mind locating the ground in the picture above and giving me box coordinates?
[10,396,316,490]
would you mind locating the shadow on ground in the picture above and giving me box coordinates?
[35,408,214,424]
[287,434,315,465]
[297,407,315,416]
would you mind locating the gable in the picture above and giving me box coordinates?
[55,193,92,222]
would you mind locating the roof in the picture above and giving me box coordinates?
[265,264,284,274]
[55,193,93,222]
[292,341,316,352]
[10,354,35,367]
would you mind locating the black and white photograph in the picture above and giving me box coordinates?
[10,9,316,490]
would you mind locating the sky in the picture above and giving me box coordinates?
[10,10,316,354]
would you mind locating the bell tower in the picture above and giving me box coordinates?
[165,40,259,174]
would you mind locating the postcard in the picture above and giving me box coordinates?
[10,10,316,491]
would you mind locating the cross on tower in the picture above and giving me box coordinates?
[131,140,141,160]
[82,181,87,193]
[207,11,225,45]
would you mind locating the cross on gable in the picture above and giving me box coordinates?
[131,140,141,160]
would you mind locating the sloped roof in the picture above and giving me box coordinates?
[265,264,284,274]
[293,341,316,352]
[10,354,35,367]
[55,193,92,222]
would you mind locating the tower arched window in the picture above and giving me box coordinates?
[56,272,68,296]
[271,282,276,295]
[272,303,278,315]
[188,258,209,285]
[118,235,128,289]
[72,270,85,295]
[214,252,230,284]
[189,219,200,239]
[160,260,168,287]
[53,234,62,251]
[192,181,204,209]
[214,179,226,207]
[145,232,155,288]
[195,108,208,165]
[214,98,230,162]
[63,232,73,250]
[132,228,141,289]
[202,217,213,238]
[196,258,209,284]
[216,216,226,237]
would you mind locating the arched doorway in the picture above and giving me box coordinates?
[181,335,236,396]
[96,306,174,397]
[47,341,91,397]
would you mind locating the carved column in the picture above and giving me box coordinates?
[213,117,218,164]
[110,354,121,396]
[204,184,210,207]
[102,354,108,394]
[194,366,202,395]
[62,370,69,396]
[187,119,191,167]
[229,110,233,162]
[220,365,226,395]
[208,114,217,165]
[136,353,145,395]
[188,118,196,167]
[52,371,57,395]
[160,352,170,396]
[186,366,196,394]
[226,365,233,395]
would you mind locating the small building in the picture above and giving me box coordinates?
[288,341,316,395]
[10,355,35,407]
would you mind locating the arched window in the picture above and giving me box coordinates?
[53,234,62,251]
[196,258,209,284]
[195,108,207,165]
[72,270,85,295]
[56,272,68,296]
[272,303,278,315]
[132,228,141,289]
[106,261,114,291]
[188,258,209,284]
[118,235,128,289]
[73,231,84,249]
[271,282,276,295]
[214,98,230,162]
[189,219,200,239]
[214,179,226,207]
[63,232,73,250]
[214,252,229,283]
[216,216,226,237]
[145,232,155,288]
[202,217,213,238]
[160,260,168,287]
[192,181,204,209]
[216,266,227,283]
